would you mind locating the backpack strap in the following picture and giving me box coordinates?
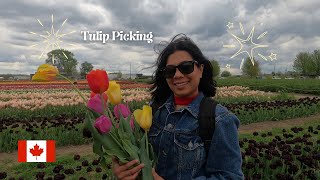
[198,97,217,155]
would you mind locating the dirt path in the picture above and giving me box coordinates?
[239,113,320,134]
[1,113,320,164]
[269,92,320,99]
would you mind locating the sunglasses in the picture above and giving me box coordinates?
[162,60,199,79]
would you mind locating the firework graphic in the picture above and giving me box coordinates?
[223,22,277,69]
[29,14,76,64]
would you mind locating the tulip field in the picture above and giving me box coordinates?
[0,80,319,179]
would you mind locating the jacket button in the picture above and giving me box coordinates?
[167,123,173,129]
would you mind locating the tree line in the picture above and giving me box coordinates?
[45,48,320,80]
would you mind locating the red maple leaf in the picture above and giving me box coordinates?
[30,144,44,160]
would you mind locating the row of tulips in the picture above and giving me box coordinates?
[229,97,320,124]
[0,154,112,179]
[0,95,318,126]
[1,98,320,152]
[0,115,89,153]
[0,79,139,85]
[0,83,151,90]
[1,122,319,179]
[0,86,278,110]
[240,124,320,179]
[0,89,150,110]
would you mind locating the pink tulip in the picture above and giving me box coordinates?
[114,104,131,119]
[87,94,107,114]
[94,115,112,134]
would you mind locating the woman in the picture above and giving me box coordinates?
[112,34,244,180]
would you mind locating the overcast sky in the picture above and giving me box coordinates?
[0,0,319,75]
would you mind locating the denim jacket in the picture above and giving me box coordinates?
[148,92,244,180]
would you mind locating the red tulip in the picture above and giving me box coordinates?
[86,70,109,94]
[114,104,131,119]
[94,115,112,134]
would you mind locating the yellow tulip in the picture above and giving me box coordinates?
[106,81,122,105]
[133,105,152,131]
[32,64,59,82]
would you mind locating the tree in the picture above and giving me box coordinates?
[80,61,94,78]
[45,49,78,77]
[312,50,320,76]
[293,52,316,76]
[221,70,232,77]
[210,59,220,78]
[242,57,261,78]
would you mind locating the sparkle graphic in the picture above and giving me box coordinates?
[226,22,233,29]
[269,52,277,61]
[29,14,76,64]
[223,22,277,69]
[226,64,231,69]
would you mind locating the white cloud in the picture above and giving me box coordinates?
[0,0,319,75]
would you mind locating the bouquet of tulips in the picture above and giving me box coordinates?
[32,64,155,179]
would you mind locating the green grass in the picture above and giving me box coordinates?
[216,92,295,104]
[217,78,320,95]
[236,102,320,125]
[239,119,320,140]
[0,154,114,179]
[0,124,91,153]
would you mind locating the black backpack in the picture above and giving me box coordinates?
[151,97,217,154]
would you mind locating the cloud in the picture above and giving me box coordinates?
[0,0,319,75]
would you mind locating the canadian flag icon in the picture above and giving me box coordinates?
[18,140,55,162]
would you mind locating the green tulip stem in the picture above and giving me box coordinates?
[109,131,125,151]
[58,74,87,103]
[145,131,149,158]
[97,93,117,127]
[107,107,115,120]
[108,107,117,127]
[99,93,107,115]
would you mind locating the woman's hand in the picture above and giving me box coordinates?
[152,168,164,180]
[112,157,145,180]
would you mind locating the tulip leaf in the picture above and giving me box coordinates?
[115,119,140,161]
[104,148,128,163]
[86,107,101,118]
[148,141,157,167]
[133,118,143,143]
[123,115,138,146]
[85,113,128,163]
[122,139,140,161]
[139,133,153,180]
[93,139,103,157]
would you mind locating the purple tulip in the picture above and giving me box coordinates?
[94,115,112,134]
[114,104,131,119]
[87,94,106,114]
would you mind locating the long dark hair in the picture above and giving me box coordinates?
[150,33,217,105]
